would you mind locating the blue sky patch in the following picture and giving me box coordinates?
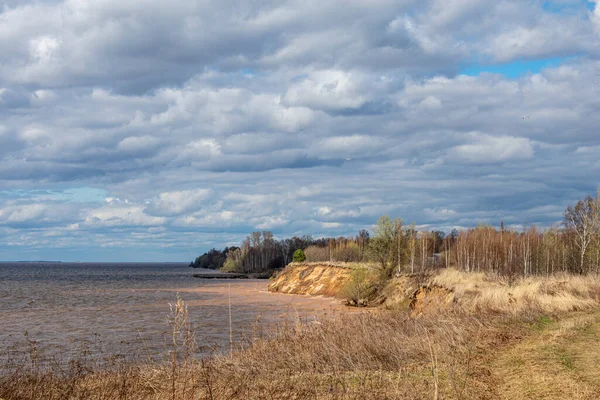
[241,68,256,77]
[0,187,108,203]
[460,57,571,78]
[50,188,108,203]
[542,1,596,13]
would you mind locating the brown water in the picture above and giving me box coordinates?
[0,262,345,363]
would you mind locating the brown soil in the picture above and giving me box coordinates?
[409,285,454,317]
[268,263,352,297]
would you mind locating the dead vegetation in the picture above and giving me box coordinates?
[282,261,379,270]
[429,269,600,314]
[3,270,600,399]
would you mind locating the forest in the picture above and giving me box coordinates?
[190,192,600,277]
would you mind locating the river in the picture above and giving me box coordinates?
[0,262,344,364]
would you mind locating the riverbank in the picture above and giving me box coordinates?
[3,266,600,399]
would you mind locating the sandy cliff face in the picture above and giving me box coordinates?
[268,263,352,297]
[268,263,437,310]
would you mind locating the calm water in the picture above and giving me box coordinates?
[0,262,343,363]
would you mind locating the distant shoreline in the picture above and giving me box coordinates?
[193,271,273,279]
[0,261,189,264]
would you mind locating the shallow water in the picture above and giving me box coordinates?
[0,262,344,363]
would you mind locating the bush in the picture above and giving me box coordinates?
[220,258,238,273]
[304,245,329,262]
[341,267,377,307]
[304,243,363,263]
[293,249,306,262]
[334,242,361,262]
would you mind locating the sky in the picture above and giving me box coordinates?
[1,0,600,262]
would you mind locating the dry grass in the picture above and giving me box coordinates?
[285,261,378,270]
[495,311,600,399]
[428,269,600,314]
[205,309,487,399]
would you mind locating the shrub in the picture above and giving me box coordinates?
[303,243,363,263]
[341,267,377,307]
[334,242,361,262]
[293,249,306,262]
[304,245,329,262]
[220,258,238,273]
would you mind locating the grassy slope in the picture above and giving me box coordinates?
[494,311,600,399]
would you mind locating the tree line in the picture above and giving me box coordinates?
[190,235,316,272]
[190,191,600,277]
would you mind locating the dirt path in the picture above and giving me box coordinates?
[492,311,600,399]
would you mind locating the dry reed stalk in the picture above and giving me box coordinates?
[228,283,233,355]
[425,329,439,400]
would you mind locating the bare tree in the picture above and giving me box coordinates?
[368,216,404,278]
[564,195,600,273]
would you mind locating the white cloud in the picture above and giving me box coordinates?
[117,136,159,152]
[179,139,222,161]
[255,215,289,229]
[149,189,211,216]
[591,1,600,36]
[424,208,458,220]
[0,204,47,223]
[83,206,167,227]
[31,89,57,103]
[449,133,534,164]
[313,135,386,159]
[29,36,60,63]
[575,145,600,154]
[419,96,442,109]
[282,70,368,111]
[317,207,332,216]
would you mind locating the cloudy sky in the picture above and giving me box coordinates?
[1,0,599,261]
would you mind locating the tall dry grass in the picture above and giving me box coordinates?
[427,269,600,314]
[285,261,378,270]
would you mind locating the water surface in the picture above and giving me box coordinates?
[0,262,343,362]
